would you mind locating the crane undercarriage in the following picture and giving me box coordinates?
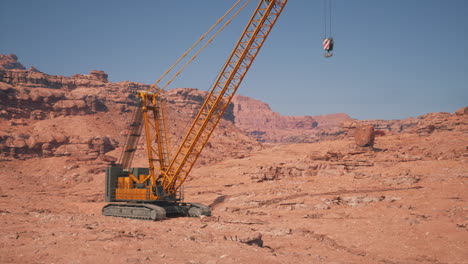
[103,166,211,220]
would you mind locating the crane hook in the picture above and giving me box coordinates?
[323,37,334,58]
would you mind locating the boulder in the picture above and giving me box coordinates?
[52,133,69,144]
[239,233,263,247]
[354,125,375,147]
[88,136,115,154]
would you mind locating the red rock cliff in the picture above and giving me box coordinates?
[0,55,255,163]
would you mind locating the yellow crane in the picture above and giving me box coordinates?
[103,0,287,220]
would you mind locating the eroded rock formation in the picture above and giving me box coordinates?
[232,95,318,142]
[0,54,26,70]
[0,55,255,162]
[231,95,351,143]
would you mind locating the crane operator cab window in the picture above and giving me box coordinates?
[323,37,334,58]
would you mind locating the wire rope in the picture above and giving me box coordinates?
[165,0,252,156]
[323,0,333,38]
[147,0,246,92]
[159,0,252,92]
[323,0,327,38]
[329,0,332,37]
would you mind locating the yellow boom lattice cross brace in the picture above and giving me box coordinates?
[120,0,287,201]
[161,0,288,195]
[138,91,172,186]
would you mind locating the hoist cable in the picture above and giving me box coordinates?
[323,0,332,38]
[323,0,327,38]
[329,0,332,37]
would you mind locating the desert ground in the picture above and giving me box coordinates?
[1,128,467,264]
[1,55,467,263]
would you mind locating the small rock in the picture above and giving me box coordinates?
[101,155,117,163]
[239,232,263,247]
[314,204,331,210]
[225,232,264,247]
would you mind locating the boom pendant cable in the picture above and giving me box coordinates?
[148,0,249,92]
[159,0,251,92]
[160,0,253,155]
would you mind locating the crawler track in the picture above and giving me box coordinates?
[102,202,211,221]
[102,203,167,221]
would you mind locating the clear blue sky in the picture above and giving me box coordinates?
[1,0,467,120]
